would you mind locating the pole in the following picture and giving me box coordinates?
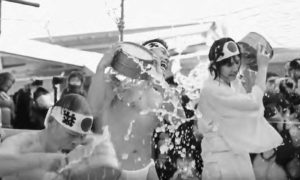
[53,84,58,103]
[0,0,2,36]
[118,0,124,41]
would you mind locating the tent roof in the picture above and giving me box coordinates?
[0,37,103,73]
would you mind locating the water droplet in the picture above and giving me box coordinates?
[121,153,129,160]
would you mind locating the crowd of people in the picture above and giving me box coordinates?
[0,36,299,180]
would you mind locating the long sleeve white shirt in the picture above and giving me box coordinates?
[197,76,282,154]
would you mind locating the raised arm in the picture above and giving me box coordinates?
[87,46,119,133]
[0,151,66,177]
[254,44,273,91]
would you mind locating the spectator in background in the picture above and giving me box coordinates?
[12,80,46,130]
[61,71,87,98]
[30,87,53,130]
[0,72,15,94]
[265,72,280,93]
[0,72,15,129]
[285,59,300,96]
[13,84,32,129]
[286,59,300,85]
[258,91,300,180]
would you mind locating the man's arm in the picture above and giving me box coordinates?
[0,134,66,177]
[1,128,38,140]
[0,153,66,177]
[87,47,118,133]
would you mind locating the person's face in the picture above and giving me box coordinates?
[291,69,300,80]
[51,118,86,151]
[69,77,82,87]
[266,76,279,93]
[282,78,296,94]
[219,55,241,83]
[36,94,53,109]
[150,47,170,77]
[60,128,86,151]
[1,79,14,92]
[238,42,257,71]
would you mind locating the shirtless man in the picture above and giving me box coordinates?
[87,39,185,179]
[0,94,95,180]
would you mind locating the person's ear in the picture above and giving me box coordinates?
[46,116,58,129]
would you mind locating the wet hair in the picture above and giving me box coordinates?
[142,38,168,50]
[54,93,92,116]
[67,71,84,84]
[33,87,49,101]
[208,37,241,79]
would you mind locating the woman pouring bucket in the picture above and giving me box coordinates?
[196,33,282,180]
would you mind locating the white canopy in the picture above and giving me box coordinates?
[0,37,103,74]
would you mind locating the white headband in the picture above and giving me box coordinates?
[216,41,240,62]
[45,106,93,134]
[143,41,168,55]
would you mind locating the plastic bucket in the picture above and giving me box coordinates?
[238,32,274,71]
[111,42,154,79]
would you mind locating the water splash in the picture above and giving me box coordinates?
[121,153,129,160]
[64,49,204,179]
[57,135,104,173]
[55,130,118,179]
[124,120,135,141]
